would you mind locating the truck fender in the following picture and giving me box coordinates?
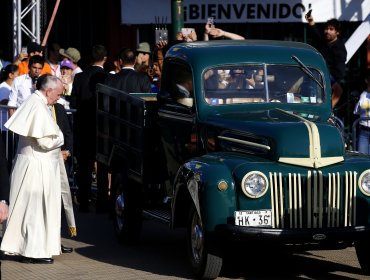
[171,158,236,229]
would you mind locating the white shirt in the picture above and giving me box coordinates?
[73,67,83,76]
[57,97,70,110]
[8,74,34,108]
[0,81,11,102]
[354,90,370,127]
[0,81,11,130]
[47,60,61,77]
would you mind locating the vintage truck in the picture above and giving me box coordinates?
[96,40,370,279]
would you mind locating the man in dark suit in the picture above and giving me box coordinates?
[72,45,108,213]
[54,102,75,253]
[105,48,152,93]
[54,103,73,163]
[104,48,152,216]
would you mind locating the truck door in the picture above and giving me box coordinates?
[157,61,198,185]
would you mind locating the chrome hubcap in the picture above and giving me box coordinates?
[191,212,204,263]
[115,194,125,232]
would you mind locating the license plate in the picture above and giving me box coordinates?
[234,210,272,227]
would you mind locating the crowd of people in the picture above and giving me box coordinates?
[0,18,365,264]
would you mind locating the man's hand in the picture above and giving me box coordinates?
[176,32,186,41]
[305,13,315,26]
[208,28,225,38]
[61,150,71,161]
[204,24,211,35]
[188,30,198,42]
[0,203,9,223]
[156,40,167,50]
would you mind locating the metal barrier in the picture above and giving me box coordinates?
[0,105,18,167]
[0,104,76,186]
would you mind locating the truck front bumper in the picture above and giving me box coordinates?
[215,224,370,244]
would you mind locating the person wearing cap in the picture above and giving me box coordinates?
[14,42,52,76]
[60,59,74,101]
[56,59,74,110]
[59,47,82,76]
[135,42,151,72]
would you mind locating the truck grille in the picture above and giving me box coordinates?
[269,171,357,229]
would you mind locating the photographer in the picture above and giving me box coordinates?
[305,11,347,108]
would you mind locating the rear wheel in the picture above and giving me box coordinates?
[112,172,142,244]
[187,204,223,279]
[355,240,370,274]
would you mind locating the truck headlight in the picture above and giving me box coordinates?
[241,171,268,198]
[359,169,370,196]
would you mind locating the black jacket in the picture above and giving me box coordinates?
[54,103,73,152]
[105,68,152,93]
[309,25,347,82]
[71,65,108,157]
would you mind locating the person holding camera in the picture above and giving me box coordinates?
[305,11,347,108]
[7,55,45,116]
[203,17,245,41]
[13,42,52,76]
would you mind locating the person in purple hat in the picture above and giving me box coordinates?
[60,59,74,98]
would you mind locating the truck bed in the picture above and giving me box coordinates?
[96,83,166,185]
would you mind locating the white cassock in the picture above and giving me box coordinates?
[1,90,64,258]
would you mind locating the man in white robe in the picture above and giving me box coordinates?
[1,75,65,264]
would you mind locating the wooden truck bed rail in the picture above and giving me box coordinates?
[96,83,164,184]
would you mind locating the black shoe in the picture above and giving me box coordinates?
[20,257,54,264]
[61,245,73,253]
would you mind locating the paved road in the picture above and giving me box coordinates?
[2,202,370,280]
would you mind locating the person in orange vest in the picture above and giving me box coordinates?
[13,42,52,76]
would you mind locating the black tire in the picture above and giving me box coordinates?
[355,240,370,274]
[112,172,143,244]
[186,204,223,279]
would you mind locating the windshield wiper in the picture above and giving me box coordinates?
[291,55,324,89]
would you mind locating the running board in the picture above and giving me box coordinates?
[143,209,171,224]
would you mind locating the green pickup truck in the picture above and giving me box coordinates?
[96,40,370,279]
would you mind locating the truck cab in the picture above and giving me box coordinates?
[96,40,370,279]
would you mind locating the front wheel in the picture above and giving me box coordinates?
[355,240,370,274]
[186,204,223,279]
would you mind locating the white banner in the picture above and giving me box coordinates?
[121,0,370,25]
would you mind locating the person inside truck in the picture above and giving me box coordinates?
[204,69,218,90]
[217,69,231,89]
[246,68,265,89]
[175,70,194,107]
[228,68,247,90]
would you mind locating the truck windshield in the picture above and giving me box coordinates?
[203,65,324,105]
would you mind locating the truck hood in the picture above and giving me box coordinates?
[204,108,344,168]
